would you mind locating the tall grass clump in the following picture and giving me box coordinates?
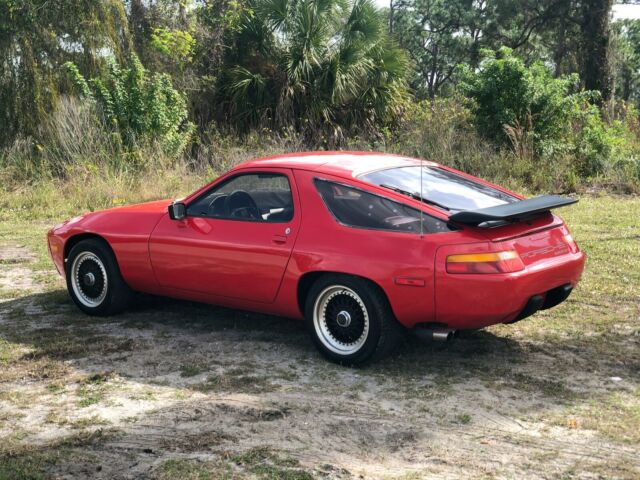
[0,97,195,221]
[0,98,308,221]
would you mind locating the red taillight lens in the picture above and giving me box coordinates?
[446,250,525,274]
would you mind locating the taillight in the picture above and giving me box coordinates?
[563,233,579,253]
[446,250,525,274]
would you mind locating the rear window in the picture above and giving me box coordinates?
[359,166,517,212]
[314,179,454,234]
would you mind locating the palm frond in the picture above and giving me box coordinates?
[223,0,409,142]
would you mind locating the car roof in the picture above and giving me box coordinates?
[232,151,439,179]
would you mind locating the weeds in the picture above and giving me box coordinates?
[179,363,209,378]
[190,369,273,394]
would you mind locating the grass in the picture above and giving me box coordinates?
[231,447,314,480]
[510,195,640,333]
[0,429,117,480]
[0,191,638,478]
[156,458,234,480]
[77,387,105,408]
[0,451,57,480]
[76,372,117,408]
[179,362,210,378]
[552,389,640,445]
[154,447,314,480]
[190,369,274,394]
[0,338,23,364]
[454,413,472,425]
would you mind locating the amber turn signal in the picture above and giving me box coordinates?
[446,250,525,274]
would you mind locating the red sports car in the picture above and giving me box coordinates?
[48,152,585,364]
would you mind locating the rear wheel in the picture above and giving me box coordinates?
[305,274,403,366]
[66,239,131,316]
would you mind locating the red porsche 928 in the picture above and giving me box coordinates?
[48,152,585,365]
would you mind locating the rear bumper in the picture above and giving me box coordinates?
[509,283,573,323]
[434,251,585,329]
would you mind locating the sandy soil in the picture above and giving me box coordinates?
[0,242,638,479]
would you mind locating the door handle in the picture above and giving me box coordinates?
[272,235,287,244]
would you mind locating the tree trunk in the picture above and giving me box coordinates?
[580,0,614,101]
[554,7,567,77]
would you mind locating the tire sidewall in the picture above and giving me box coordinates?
[65,239,122,316]
[305,275,383,366]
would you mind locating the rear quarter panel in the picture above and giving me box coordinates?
[276,170,467,326]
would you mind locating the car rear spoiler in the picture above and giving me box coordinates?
[449,195,578,227]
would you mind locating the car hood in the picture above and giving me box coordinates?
[106,199,172,214]
[51,199,173,235]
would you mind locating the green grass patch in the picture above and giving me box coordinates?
[179,363,209,378]
[155,447,314,480]
[0,338,23,365]
[551,389,640,444]
[0,451,57,480]
[189,367,274,394]
[76,372,116,408]
[156,458,235,480]
[231,447,313,480]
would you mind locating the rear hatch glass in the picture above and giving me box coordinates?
[360,166,574,264]
[359,166,518,212]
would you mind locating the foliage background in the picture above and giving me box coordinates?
[1,0,640,212]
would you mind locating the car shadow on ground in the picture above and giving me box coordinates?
[2,288,636,391]
[1,289,639,478]
[0,288,531,370]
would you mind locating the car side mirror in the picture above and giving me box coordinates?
[168,202,186,220]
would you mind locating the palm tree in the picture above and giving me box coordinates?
[221,0,409,144]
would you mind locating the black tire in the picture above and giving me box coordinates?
[65,238,132,316]
[304,274,404,366]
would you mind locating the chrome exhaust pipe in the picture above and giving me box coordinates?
[432,329,455,342]
[413,328,457,342]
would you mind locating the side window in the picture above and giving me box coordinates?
[314,179,454,234]
[187,173,294,222]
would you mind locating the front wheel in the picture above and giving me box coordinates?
[66,239,132,316]
[305,275,403,366]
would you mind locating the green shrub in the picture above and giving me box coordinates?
[383,95,640,194]
[150,28,196,65]
[459,48,590,152]
[455,48,640,191]
[65,54,194,158]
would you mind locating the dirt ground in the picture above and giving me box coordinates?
[1,205,639,479]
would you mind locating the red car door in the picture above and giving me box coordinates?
[148,169,300,303]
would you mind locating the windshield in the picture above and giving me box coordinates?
[359,166,517,212]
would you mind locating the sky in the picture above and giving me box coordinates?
[613,4,640,20]
[372,1,640,21]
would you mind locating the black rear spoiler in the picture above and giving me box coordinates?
[449,195,578,226]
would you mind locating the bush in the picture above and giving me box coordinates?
[384,96,640,194]
[459,48,591,153]
[455,48,640,191]
[65,54,195,158]
[0,98,122,182]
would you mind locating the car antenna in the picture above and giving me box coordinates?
[420,157,424,238]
